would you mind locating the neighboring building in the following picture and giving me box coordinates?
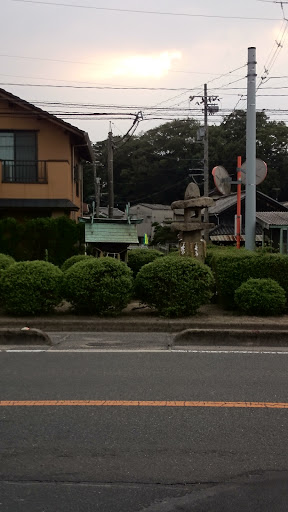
[93,206,125,219]
[0,87,93,220]
[208,191,288,250]
[256,211,288,254]
[129,203,174,242]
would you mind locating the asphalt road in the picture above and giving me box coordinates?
[1,345,288,511]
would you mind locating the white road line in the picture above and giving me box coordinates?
[4,349,47,353]
[2,349,288,354]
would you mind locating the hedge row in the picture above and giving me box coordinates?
[0,216,84,266]
[0,252,214,317]
[0,247,287,317]
[206,247,288,309]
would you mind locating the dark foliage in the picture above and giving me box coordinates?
[127,248,164,278]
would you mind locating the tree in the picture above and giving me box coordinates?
[84,112,288,208]
[84,119,203,207]
[150,223,178,245]
[209,110,288,200]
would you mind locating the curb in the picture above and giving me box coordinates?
[0,318,287,333]
[0,328,52,345]
[173,329,288,347]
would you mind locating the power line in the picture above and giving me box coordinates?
[0,53,246,78]
[12,0,281,21]
[257,1,288,90]
[151,65,247,109]
[2,81,274,91]
[0,82,197,91]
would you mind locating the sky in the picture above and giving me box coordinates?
[2,0,288,144]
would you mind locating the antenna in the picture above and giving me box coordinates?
[212,166,231,195]
[240,159,267,185]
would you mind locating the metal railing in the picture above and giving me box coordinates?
[1,160,48,184]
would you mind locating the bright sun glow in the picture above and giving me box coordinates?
[113,51,182,78]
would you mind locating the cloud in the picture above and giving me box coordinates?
[112,51,182,78]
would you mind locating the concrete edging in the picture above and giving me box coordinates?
[0,328,52,345]
[173,329,288,347]
[0,318,288,333]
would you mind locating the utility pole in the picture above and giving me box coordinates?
[107,125,114,219]
[190,86,219,242]
[203,84,209,241]
[203,84,209,200]
[245,47,257,250]
[93,159,100,218]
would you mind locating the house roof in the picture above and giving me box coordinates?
[98,206,125,219]
[131,203,172,211]
[256,211,288,228]
[0,198,78,211]
[208,193,244,215]
[209,191,288,215]
[209,223,263,242]
[0,87,93,162]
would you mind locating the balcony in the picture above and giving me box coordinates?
[1,160,48,184]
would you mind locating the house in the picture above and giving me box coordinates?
[256,212,288,254]
[87,206,125,220]
[208,190,288,251]
[0,87,93,220]
[129,203,175,242]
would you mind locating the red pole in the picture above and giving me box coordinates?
[236,156,242,249]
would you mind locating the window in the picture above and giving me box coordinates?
[0,131,38,183]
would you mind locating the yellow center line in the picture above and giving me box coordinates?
[0,400,288,408]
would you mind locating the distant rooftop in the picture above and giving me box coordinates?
[256,211,288,227]
[131,203,172,210]
[209,191,288,215]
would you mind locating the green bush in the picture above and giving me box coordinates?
[63,257,133,315]
[0,253,16,270]
[61,255,94,272]
[0,218,25,260]
[235,278,286,316]
[135,256,215,317]
[127,248,164,277]
[207,249,288,309]
[0,260,63,315]
[0,216,84,264]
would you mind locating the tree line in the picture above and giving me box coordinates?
[83,110,288,208]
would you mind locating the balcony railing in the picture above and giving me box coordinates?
[1,160,48,184]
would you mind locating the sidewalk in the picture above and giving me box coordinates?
[1,302,288,333]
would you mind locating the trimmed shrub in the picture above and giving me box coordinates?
[207,249,288,309]
[0,260,63,315]
[61,255,94,272]
[235,278,286,316]
[0,253,16,270]
[127,249,164,277]
[63,257,133,315]
[135,256,215,317]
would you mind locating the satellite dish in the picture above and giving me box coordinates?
[212,165,231,195]
[240,159,267,185]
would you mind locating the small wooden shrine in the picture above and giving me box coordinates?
[80,205,142,262]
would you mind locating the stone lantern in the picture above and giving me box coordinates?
[171,183,214,262]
